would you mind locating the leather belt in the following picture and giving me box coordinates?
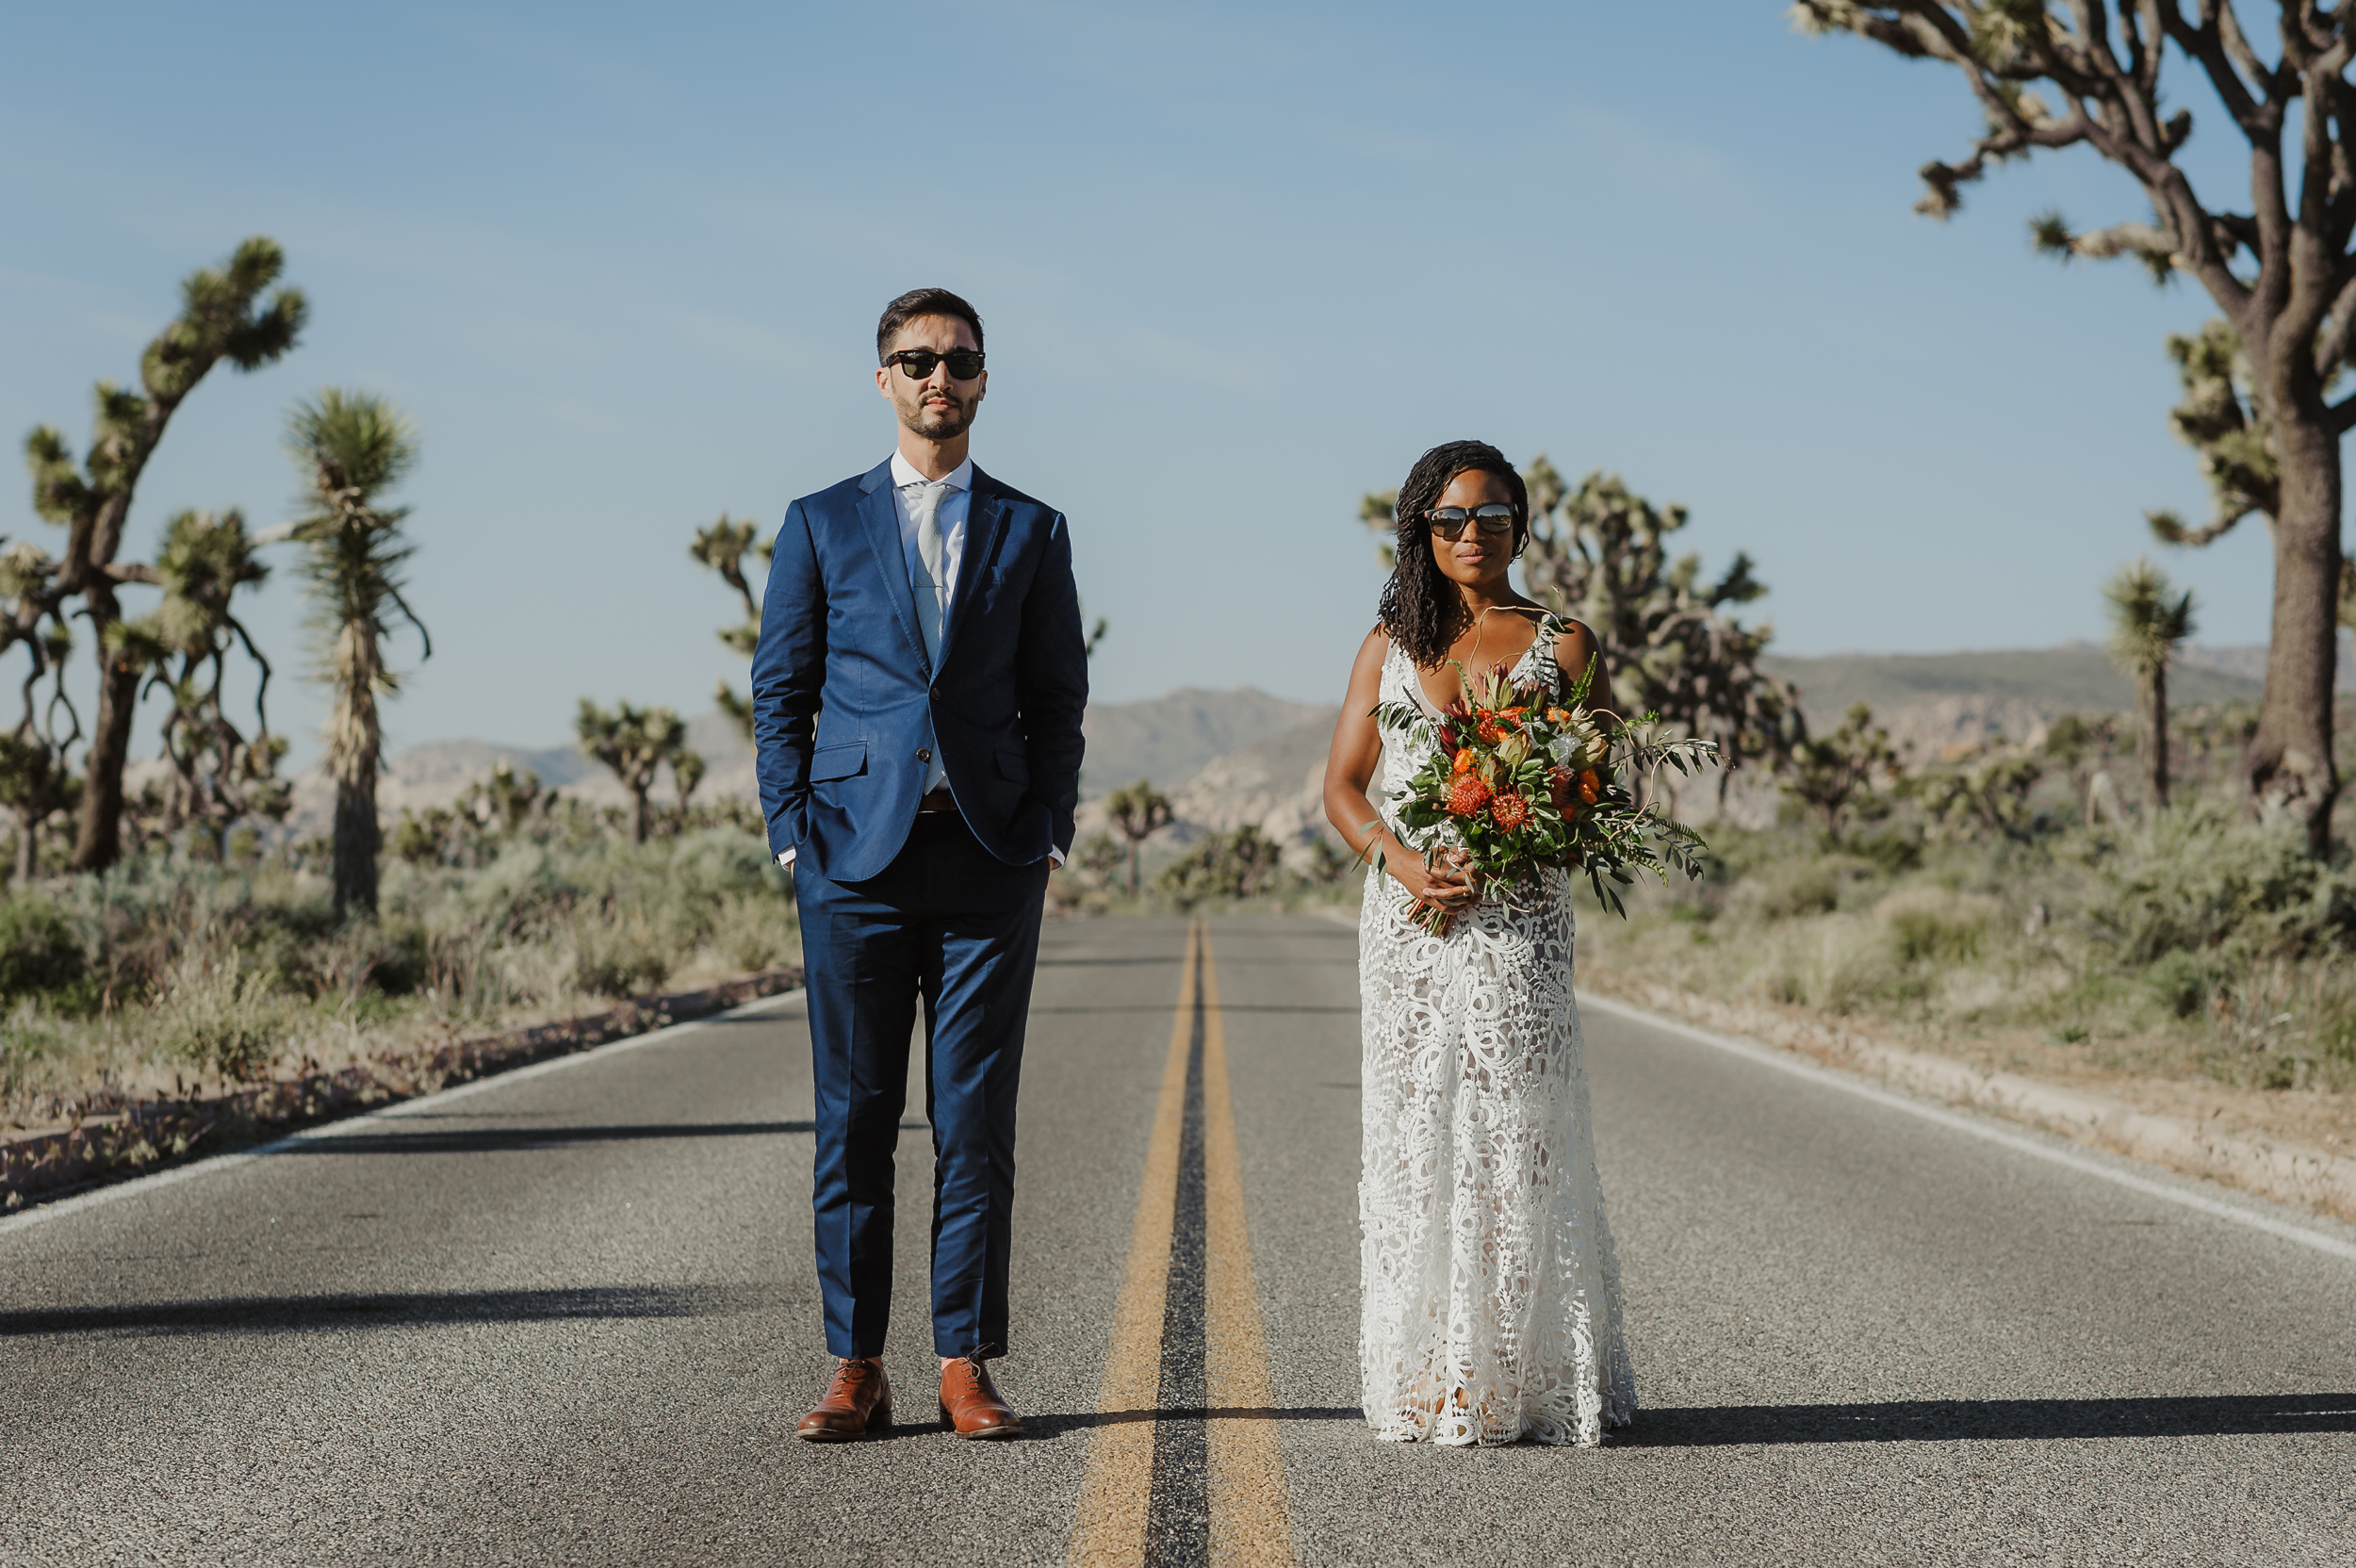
[917,787,957,814]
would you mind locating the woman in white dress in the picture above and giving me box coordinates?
[1321,440,1636,1447]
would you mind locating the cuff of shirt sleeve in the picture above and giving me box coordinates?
[1049,844,1066,868]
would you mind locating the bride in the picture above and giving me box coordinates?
[1321,439,1636,1447]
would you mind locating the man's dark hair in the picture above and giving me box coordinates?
[876,287,985,363]
[1378,440,1530,670]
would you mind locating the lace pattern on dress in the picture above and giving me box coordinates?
[1357,629,1637,1446]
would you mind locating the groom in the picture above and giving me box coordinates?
[753,287,1087,1441]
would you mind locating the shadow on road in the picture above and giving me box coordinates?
[1,1283,769,1338]
[1622,1395,2356,1446]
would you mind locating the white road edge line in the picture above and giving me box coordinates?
[0,988,808,1239]
[1575,990,2356,1266]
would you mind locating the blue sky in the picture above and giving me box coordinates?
[0,2,2298,761]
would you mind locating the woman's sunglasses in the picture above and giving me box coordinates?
[1425,505,1517,541]
[885,349,987,382]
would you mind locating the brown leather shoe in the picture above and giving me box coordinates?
[939,1356,1023,1439]
[796,1358,892,1442]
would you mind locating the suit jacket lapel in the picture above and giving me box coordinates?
[939,467,1009,668]
[853,463,930,678]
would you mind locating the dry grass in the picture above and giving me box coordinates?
[1571,802,2356,1156]
[0,826,798,1132]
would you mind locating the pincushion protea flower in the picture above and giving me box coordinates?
[1488,792,1530,831]
[1446,773,1492,816]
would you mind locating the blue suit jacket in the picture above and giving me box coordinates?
[751,459,1088,884]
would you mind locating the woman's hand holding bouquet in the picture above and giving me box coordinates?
[1368,620,1716,935]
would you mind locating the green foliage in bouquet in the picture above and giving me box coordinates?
[1369,615,1717,927]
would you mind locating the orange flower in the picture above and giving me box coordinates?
[1451,747,1477,776]
[1578,769,1601,805]
[1446,773,1492,817]
[1545,708,1569,725]
[1489,792,1530,831]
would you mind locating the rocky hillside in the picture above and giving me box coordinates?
[1077,686,1332,796]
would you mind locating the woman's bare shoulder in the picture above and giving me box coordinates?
[1548,614,1603,650]
[1343,623,1393,687]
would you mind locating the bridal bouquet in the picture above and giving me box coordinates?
[1370,643,1717,934]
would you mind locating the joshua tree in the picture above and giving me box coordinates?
[125,509,288,857]
[1784,703,1902,837]
[2102,559,2198,809]
[1792,3,2350,852]
[0,541,78,880]
[21,237,305,871]
[690,515,770,741]
[1518,459,1805,795]
[1360,489,1402,569]
[672,748,707,824]
[577,698,688,844]
[1104,779,1174,897]
[457,760,544,839]
[285,389,430,919]
[0,734,76,883]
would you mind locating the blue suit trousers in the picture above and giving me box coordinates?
[796,813,1048,1361]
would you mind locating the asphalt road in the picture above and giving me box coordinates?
[3,912,2352,1566]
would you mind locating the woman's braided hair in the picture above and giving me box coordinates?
[1377,440,1530,669]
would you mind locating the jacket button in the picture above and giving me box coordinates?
[916,748,931,763]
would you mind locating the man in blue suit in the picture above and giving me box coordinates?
[753,287,1087,1442]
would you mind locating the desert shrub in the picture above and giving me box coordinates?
[1844,825,1924,876]
[2086,804,2356,964]
[153,956,298,1080]
[1159,825,1289,909]
[2141,949,2221,1020]
[0,893,86,999]
[710,890,798,973]
[1725,859,1844,922]
[570,919,674,998]
[1875,887,2000,966]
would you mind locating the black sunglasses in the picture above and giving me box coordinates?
[885,348,987,382]
[1425,504,1517,541]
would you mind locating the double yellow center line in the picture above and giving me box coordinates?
[1068,920,1295,1567]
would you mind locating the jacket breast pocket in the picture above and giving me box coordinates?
[810,743,868,783]
[995,747,1029,783]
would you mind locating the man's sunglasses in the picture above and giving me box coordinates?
[885,348,987,382]
[1426,505,1517,541]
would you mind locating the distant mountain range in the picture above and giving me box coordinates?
[1077,686,1332,795]
[319,639,2343,852]
[1759,644,2269,727]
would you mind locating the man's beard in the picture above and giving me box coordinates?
[901,396,974,441]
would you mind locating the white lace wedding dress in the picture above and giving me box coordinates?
[1357,631,1636,1446]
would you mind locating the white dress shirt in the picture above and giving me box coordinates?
[777,451,1065,871]
[891,449,972,796]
